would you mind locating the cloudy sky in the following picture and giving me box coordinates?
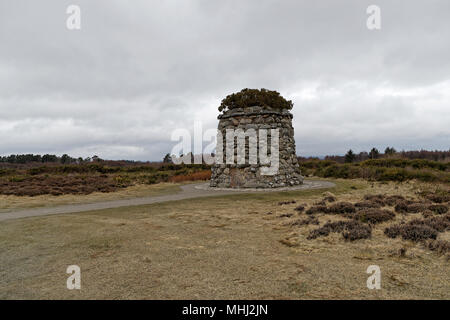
[1,0,449,161]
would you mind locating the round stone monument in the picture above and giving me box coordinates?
[210,89,304,188]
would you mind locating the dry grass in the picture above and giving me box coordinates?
[0,178,448,299]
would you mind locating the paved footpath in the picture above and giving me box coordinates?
[0,180,335,222]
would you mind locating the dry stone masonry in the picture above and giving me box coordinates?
[210,91,304,188]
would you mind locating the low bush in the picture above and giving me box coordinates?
[279,213,293,218]
[384,225,402,238]
[384,215,449,241]
[422,210,435,218]
[424,193,450,203]
[384,195,406,206]
[354,209,395,224]
[320,164,361,179]
[278,200,296,206]
[307,221,350,239]
[354,200,382,209]
[400,225,438,241]
[405,203,429,213]
[327,202,356,215]
[428,204,448,215]
[394,201,410,213]
[307,220,371,241]
[409,215,450,233]
[307,226,332,240]
[427,240,450,255]
[342,222,372,241]
[299,159,450,183]
[305,205,328,215]
[362,159,449,171]
[218,88,293,112]
[363,194,385,202]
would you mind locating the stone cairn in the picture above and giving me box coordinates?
[210,90,304,188]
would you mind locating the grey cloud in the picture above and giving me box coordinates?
[0,0,449,160]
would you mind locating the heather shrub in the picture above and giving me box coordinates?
[384,215,449,241]
[304,159,449,183]
[279,213,293,218]
[405,203,429,213]
[355,200,382,209]
[320,164,361,179]
[342,222,372,241]
[363,194,386,205]
[354,209,395,224]
[290,216,319,227]
[49,189,64,196]
[422,210,434,218]
[409,215,450,232]
[400,225,437,241]
[305,205,328,215]
[384,225,402,238]
[384,195,406,206]
[394,201,410,213]
[307,221,347,239]
[307,226,332,240]
[278,200,296,206]
[307,220,371,241]
[377,168,409,182]
[327,202,356,215]
[424,192,450,203]
[218,88,293,112]
[363,158,449,171]
[428,204,448,215]
[408,170,440,182]
[428,240,450,255]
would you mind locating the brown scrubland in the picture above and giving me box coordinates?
[0,178,448,299]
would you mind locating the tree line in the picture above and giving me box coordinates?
[0,154,103,164]
[2,148,449,165]
[338,148,450,163]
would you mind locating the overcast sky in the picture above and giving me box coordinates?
[0,0,449,161]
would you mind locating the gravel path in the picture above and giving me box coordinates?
[0,180,335,222]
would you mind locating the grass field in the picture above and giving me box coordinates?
[0,178,448,299]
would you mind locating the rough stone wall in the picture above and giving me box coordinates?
[210,105,304,188]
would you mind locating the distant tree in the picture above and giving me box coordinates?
[369,148,380,159]
[32,154,42,162]
[6,155,17,163]
[345,149,356,163]
[163,153,172,163]
[92,155,102,162]
[356,151,369,162]
[384,147,397,156]
[42,154,58,163]
[61,154,71,164]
